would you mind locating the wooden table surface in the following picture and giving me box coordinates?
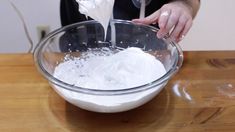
[0,51,235,132]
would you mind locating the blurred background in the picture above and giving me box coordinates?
[0,0,234,53]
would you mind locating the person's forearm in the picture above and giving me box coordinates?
[170,0,200,18]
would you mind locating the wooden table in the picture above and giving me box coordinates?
[0,51,235,132]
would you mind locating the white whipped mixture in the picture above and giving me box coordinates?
[54,47,166,89]
[76,0,115,36]
[52,47,167,112]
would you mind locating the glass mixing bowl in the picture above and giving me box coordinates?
[34,20,183,113]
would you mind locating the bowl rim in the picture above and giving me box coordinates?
[33,19,183,95]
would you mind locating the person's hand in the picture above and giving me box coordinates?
[132,1,193,42]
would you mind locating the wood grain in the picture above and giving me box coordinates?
[0,51,235,132]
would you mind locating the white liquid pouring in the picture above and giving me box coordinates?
[76,0,115,37]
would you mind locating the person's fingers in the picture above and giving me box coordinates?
[158,10,171,29]
[177,19,192,42]
[165,11,180,34]
[157,11,180,39]
[133,2,194,41]
[157,10,171,38]
[132,10,161,25]
[169,15,188,41]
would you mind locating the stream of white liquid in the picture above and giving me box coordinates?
[76,0,115,38]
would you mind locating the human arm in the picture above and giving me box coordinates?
[132,0,200,42]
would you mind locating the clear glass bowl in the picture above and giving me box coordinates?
[34,20,183,113]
